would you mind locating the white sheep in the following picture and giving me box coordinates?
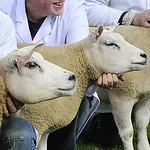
[0,43,77,124]
[13,25,147,150]
[0,43,76,104]
[89,26,150,150]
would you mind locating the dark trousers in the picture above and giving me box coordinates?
[47,95,91,150]
[81,112,123,147]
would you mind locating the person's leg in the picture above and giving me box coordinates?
[0,115,37,150]
[81,112,123,147]
[47,95,91,150]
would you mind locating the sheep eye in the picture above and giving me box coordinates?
[25,61,39,69]
[105,42,120,49]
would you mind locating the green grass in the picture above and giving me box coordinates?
[77,123,150,150]
[77,136,124,150]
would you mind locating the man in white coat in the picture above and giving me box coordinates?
[82,0,150,147]
[86,0,150,27]
[0,10,18,150]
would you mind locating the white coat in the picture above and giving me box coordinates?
[0,11,17,58]
[86,0,150,26]
[0,0,89,46]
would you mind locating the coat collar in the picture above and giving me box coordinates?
[32,16,56,43]
[15,0,56,43]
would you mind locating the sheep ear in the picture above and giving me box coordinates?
[31,43,45,52]
[105,23,119,32]
[90,25,103,43]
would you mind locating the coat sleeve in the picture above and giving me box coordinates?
[0,12,17,58]
[86,0,124,26]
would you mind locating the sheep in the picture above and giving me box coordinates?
[0,43,77,122]
[0,43,77,104]
[89,26,150,150]
[13,25,147,150]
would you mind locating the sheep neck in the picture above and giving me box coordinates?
[19,40,101,135]
[40,39,99,93]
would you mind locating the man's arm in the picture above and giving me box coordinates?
[0,12,17,58]
[86,0,123,26]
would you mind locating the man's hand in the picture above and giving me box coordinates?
[132,9,150,28]
[3,97,17,117]
[2,96,24,118]
[96,73,125,90]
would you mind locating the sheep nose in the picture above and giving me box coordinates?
[140,53,147,59]
[69,74,76,81]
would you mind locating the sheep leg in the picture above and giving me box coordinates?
[109,96,136,150]
[37,133,49,150]
[133,97,150,150]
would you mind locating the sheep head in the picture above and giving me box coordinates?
[0,43,77,104]
[86,25,148,76]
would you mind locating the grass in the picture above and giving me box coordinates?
[77,123,150,150]
[77,136,124,150]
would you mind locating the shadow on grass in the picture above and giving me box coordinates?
[77,123,150,150]
[77,136,123,150]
